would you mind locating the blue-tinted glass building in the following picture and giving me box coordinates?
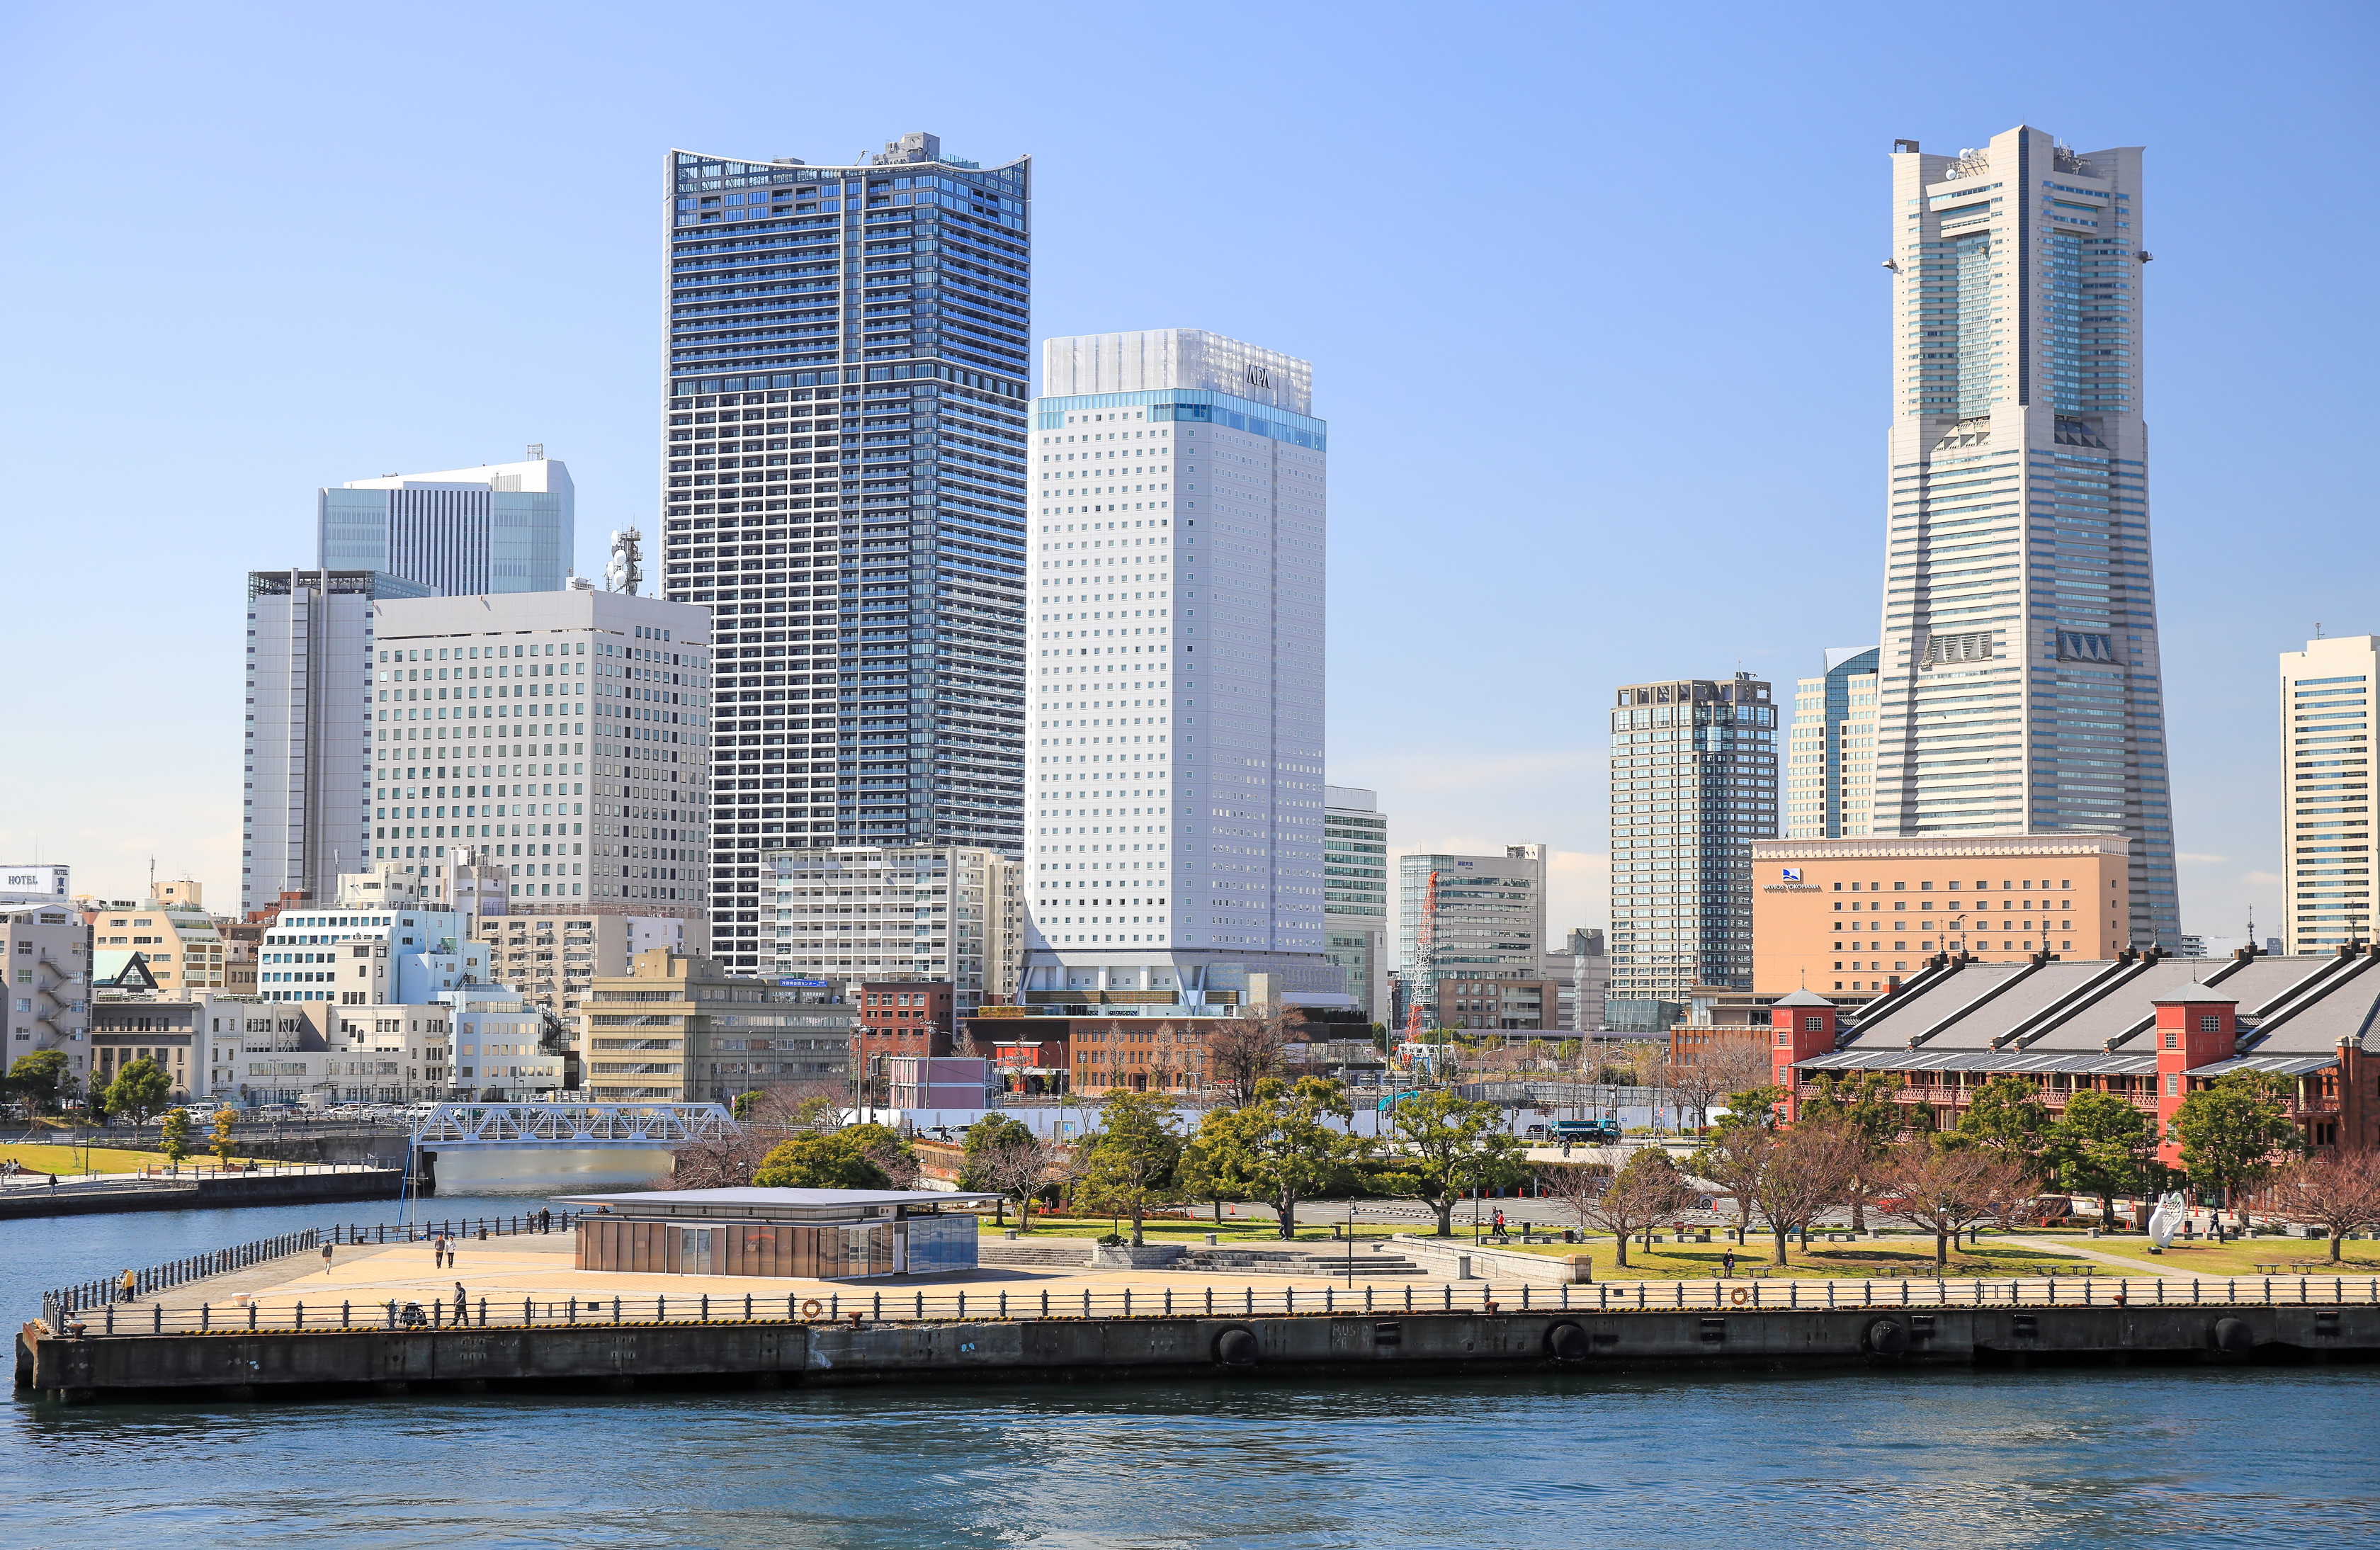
[659,132,1030,975]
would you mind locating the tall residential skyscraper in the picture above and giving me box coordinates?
[243,568,431,914]
[1016,329,1332,1003]
[1398,847,1549,1019]
[1323,786,1389,1017]
[1874,125,2177,948]
[657,132,1031,976]
[1786,646,1879,839]
[1606,674,1778,1001]
[322,457,574,596]
[2279,635,2377,954]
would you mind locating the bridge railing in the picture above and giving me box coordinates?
[40,1270,2380,1339]
[38,1211,584,1324]
[409,1102,738,1147]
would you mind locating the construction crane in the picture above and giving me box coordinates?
[1400,869,1440,1084]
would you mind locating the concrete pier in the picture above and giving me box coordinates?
[0,1168,405,1221]
[20,1301,2379,1404]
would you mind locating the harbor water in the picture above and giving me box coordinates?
[4,1205,2376,1546]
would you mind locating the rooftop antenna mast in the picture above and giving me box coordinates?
[606,527,644,596]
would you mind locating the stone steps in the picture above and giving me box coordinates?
[977,1241,1094,1267]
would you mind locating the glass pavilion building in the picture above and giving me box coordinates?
[657,132,1031,975]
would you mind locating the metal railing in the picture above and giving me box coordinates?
[39,1272,2380,1340]
[38,1211,584,1330]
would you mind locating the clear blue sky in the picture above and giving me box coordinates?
[4,1,2373,944]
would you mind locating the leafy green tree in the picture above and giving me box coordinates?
[104,1058,173,1124]
[1949,1076,2051,1154]
[159,1107,193,1167]
[210,1107,239,1167]
[7,1051,69,1115]
[2170,1071,2305,1221]
[2045,1089,2158,1228]
[1074,1090,1184,1245]
[1373,1089,1526,1236]
[1182,1076,1363,1239]
[1713,1084,1788,1132]
[752,1121,914,1189]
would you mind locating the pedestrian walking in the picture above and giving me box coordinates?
[322,1243,335,1274]
[118,1268,136,1303]
[453,1282,468,1323]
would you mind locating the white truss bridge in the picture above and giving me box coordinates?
[410,1103,740,1150]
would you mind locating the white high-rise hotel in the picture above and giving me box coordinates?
[1874,125,2180,949]
[1020,329,1332,997]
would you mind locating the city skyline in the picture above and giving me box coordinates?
[8,12,2372,956]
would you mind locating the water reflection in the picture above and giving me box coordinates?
[3,1369,2374,1548]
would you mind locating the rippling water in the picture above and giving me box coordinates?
[4,1206,2376,1546]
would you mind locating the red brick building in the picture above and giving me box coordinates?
[1776,946,2380,1160]
[851,981,954,1064]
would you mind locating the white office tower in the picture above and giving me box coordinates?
[2279,635,2379,954]
[323,456,575,596]
[1019,329,1344,1009]
[370,588,713,930]
[1873,126,2179,949]
[244,569,433,914]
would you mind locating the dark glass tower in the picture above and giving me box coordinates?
[659,132,1031,973]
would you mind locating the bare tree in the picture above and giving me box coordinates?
[861,1138,922,1189]
[1206,1004,1307,1107]
[1545,1150,1694,1269]
[1689,1124,1771,1243]
[951,1023,984,1060]
[673,1081,847,1187]
[1877,1140,2034,1267]
[1621,1039,1670,1133]
[1539,1159,1615,1242]
[1744,1116,1865,1266]
[2262,1150,2380,1262]
[978,1134,1068,1231]
[1664,1035,1774,1134]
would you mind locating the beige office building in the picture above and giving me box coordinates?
[2279,635,2377,953]
[579,949,855,1103]
[1752,833,2131,999]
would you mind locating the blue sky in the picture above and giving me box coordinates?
[3,1,2373,944]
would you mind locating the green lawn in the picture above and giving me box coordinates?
[0,1142,266,1175]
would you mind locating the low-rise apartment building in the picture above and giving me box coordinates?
[6,900,89,1088]
[764,846,1021,1017]
[473,910,686,1023]
[80,886,228,995]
